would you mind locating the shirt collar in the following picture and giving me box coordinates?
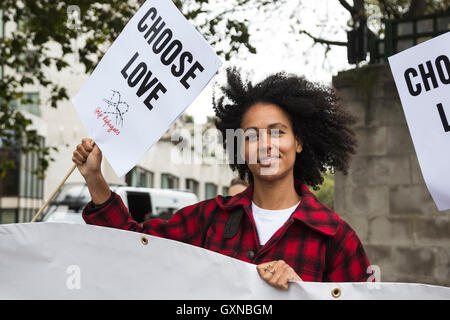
[216,179,339,236]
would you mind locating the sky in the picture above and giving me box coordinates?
[185,0,352,123]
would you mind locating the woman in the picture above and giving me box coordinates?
[227,178,248,197]
[73,68,371,290]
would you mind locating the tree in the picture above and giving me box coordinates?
[310,170,335,209]
[0,0,448,178]
[0,1,139,178]
[0,0,267,178]
[296,0,448,51]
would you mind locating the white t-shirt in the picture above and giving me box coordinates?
[251,200,300,246]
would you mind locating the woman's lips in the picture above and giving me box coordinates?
[258,156,279,167]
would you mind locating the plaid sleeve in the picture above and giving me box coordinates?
[82,192,212,246]
[325,222,372,282]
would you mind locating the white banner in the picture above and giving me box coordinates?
[72,0,221,177]
[388,32,450,210]
[0,223,449,300]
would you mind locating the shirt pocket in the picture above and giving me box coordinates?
[299,268,323,282]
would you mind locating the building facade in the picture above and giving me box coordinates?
[0,15,234,224]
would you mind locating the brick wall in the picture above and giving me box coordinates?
[332,64,450,286]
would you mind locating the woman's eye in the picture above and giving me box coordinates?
[245,134,258,142]
[270,130,283,137]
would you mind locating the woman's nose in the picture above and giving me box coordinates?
[258,129,271,152]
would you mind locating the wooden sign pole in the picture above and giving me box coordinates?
[31,163,77,223]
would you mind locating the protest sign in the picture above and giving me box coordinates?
[0,222,449,299]
[72,0,221,177]
[388,32,450,211]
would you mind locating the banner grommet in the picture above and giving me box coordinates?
[331,287,341,298]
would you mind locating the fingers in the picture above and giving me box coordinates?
[82,138,95,151]
[277,267,302,290]
[72,138,94,166]
[256,261,278,281]
[77,143,90,159]
[256,260,302,291]
[267,261,289,290]
[72,151,85,166]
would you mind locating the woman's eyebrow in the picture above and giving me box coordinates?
[243,123,289,132]
[243,126,258,133]
[268,123,289,129]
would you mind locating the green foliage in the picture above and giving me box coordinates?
[182,115,194,123]
[0,0,138,178]
[310,170,335,209]
[0,0,447,179]
[0,0,263,178]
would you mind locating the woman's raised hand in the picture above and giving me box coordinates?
[72,138,102,178]
[72,138,111,205]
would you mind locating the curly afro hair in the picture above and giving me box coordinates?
[213,68,358,190]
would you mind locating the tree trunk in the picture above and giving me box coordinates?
[354,0,366,27]
[407,0,427,18]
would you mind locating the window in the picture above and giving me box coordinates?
[161,173,179,189]
[10,92,40,117]
[0,135,45,199]
[185,178,199,197]
[126,191,152,223]
[437,16,450,32]
[125,166,154,188]
[0,142,20,197]
[25,150,33,197]
[0,209,18,224]
[222,186,229,197]
[0,9,3,38]
[37,137,44,199]
[205,183,217,199]
[19,208,33,223]
[17,136,44,199]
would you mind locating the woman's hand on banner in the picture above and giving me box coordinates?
[256,260,302,290]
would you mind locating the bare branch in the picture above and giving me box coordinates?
[338,0,356,15]
[299,30,347,47]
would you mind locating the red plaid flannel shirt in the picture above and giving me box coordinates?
[83,180,371,282]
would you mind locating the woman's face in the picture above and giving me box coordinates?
[240,102,302,182]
